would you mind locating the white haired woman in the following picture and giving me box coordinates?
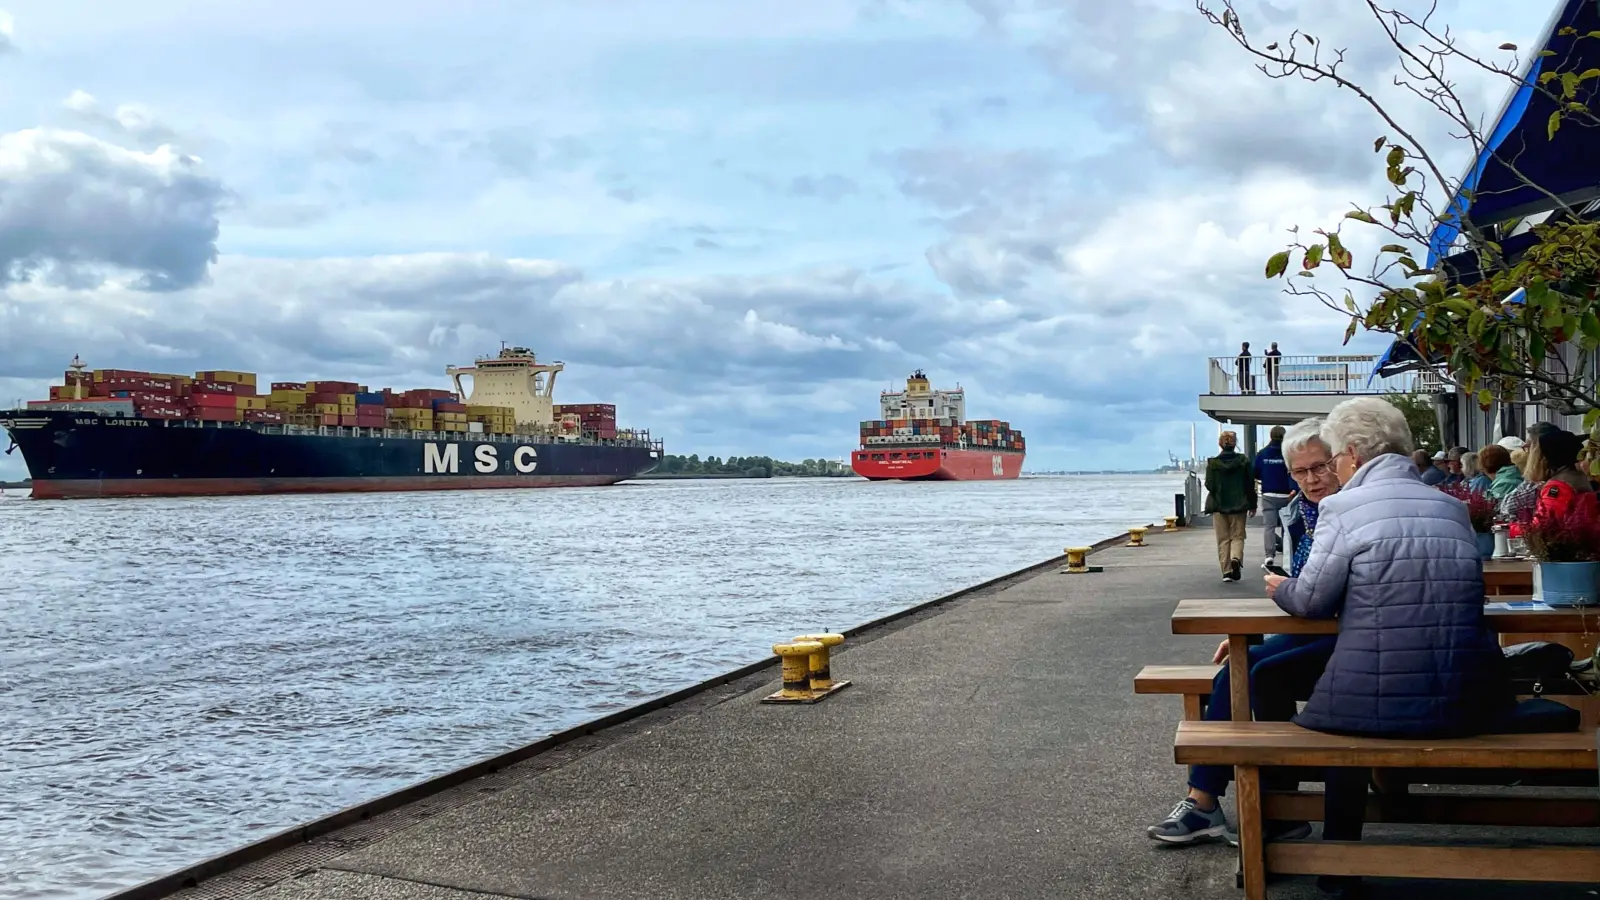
[1264,397,1512,865]
[1146,418,1342,846]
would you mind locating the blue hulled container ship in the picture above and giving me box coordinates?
[0,347,662,500]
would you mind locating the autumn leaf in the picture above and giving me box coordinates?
[1373,136,1386,152]
[1303,244,1325,269]
[1345,209,1378,224]
[1379,244,1410,254]
[1265,250,1291,278]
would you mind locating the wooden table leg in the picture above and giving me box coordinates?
[1236,764,1266,900]
[1228,633,1251,722]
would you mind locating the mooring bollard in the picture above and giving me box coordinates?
[764,641,823,703]
[1164,515,1180,530]
[1127,526,1148,547]
[1061,546,1102,574]
[791,632,851,700]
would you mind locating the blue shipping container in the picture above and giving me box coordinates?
[355,392,384,404]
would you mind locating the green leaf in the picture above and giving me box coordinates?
[1541,71,1560,84]
[1344,293,1359,313]
[1468,310,1487,338]
[1563,72,1580,98]
[1561,26,1578,36]
[1542,49,1559,57]
[1584,408,1600,431]
[1302,244,1325,269]
[1531,331,1547,365]
[1345,209,1378,224]
[1581,68,1600,81]
[1477,389,1494,409]
[1581,310,1600,341]
[1265,250,1291,279]
[1550,110,1563,139]
[1343,319,1359,344]
[1326,232,1353,269]
[1570,102,1590,112]
[1385,146,1404,169]
[1379,244,1409,254]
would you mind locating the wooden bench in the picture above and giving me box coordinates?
[1134,664,1217,720]
[1175,720,1600,899]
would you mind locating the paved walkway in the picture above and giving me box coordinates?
[155,526,1592,900]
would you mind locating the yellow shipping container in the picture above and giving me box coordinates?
[267,401,301,413]
[236,396,267,410]
[313,403,340,414]
[270,389,308,403]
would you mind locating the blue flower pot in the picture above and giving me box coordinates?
[1534,560,1600,608]
[1475,532,1495,560]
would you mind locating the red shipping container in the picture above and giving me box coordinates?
[592,426,618,440]
[245,409,286,423]
[192,407,236,422]
[339,415,359,426]
[320,413,340,426]
[137,406,187,420]
[313,380,360,393]
[271,382,307,391]
[432,401,466,413]
[188,391,237,408]
[186,380,238,395]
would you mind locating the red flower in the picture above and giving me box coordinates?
[1439,483,1497,534]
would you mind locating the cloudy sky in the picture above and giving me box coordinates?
[0,0,1557,478]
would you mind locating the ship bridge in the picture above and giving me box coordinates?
[447,347,563,427]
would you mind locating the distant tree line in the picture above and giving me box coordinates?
[656,454,849,478]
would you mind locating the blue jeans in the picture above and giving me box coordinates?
[1188,633,1337,798]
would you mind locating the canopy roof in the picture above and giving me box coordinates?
[1427,0,1600,267]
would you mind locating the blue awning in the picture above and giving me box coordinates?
[1427,0,1600,266]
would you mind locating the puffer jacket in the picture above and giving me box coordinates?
[1273,453,1513,737]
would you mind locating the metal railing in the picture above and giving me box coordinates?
[1206,353,1449,397]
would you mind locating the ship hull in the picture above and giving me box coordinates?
[851,447,1024,481]
[2,411,659,500]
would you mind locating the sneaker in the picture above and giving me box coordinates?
[1224,560,1242,582]
[1146,797,1228,844]
[1224,819,1313,846]
[1261,557,1275,571]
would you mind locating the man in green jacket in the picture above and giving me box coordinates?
[1205,430,1257,582]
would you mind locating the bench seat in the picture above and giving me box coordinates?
[1174,720,1599,898]
[1133,664,1216,719]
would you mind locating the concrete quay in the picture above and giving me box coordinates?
[120,525,1594,900]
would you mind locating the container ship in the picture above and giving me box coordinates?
[0,347,662,500]
[851,370,1025,481]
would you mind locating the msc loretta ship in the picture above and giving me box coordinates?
[851,371,1025,481]
[0,348,662,500]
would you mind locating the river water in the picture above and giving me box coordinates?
[0,474,1184,899]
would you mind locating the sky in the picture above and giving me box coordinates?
[0,0,1562,479]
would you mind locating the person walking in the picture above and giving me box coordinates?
[1235,342,1254,394]
[1205,430,1256,582]
[1264,341,1283,393]
[1253,424,1295,570]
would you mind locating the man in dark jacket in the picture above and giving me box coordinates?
[1205,430,1256,582]
[1253,425,1295,570]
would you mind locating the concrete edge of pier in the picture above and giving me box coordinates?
[103,522,1168,900]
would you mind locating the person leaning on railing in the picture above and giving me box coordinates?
[1146,417,1340,847]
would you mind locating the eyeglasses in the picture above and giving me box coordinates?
[1291,460,1336,479]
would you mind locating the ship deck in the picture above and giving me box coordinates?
[118,524,1586,900]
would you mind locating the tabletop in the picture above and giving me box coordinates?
[1171,596,1600,636]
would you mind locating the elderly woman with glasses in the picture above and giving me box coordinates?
[1263,397,1512,873]
[1146,417,1343,846]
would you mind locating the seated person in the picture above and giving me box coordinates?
[1267,397,1512,856]
[1530,428,1599,525]
[1146,417,1340,845]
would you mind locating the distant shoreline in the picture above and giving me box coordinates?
[637,473,854,480]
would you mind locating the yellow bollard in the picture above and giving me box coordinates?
[763,641,824,703]
[792,633,850,699]
[1164,515,1180,531]
[1127,526,1148,547]
[1061,546,1102,574]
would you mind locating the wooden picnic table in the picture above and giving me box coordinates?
[1171,597,1600,723]
[1483,558,1534,595]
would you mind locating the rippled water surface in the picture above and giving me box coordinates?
[0,474,1183,899]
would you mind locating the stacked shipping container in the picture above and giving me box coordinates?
[857,416,1025,452]
[28,365,622,440]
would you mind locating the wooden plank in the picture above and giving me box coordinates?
[1171,597,1600,636]
[1267,841,1600,883]
[1264,790,1600,827]
[1228,634,1250,722]
[1173,721,1596,769]
[1132,665,1216,695]
[1236,765,1266,900]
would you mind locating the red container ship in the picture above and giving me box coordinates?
[851,370,1025,481]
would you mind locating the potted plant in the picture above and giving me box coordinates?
[1521,506,1600,608]
[1441,485,1498,559]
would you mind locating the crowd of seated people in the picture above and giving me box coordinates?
[1153,397,1584,894]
